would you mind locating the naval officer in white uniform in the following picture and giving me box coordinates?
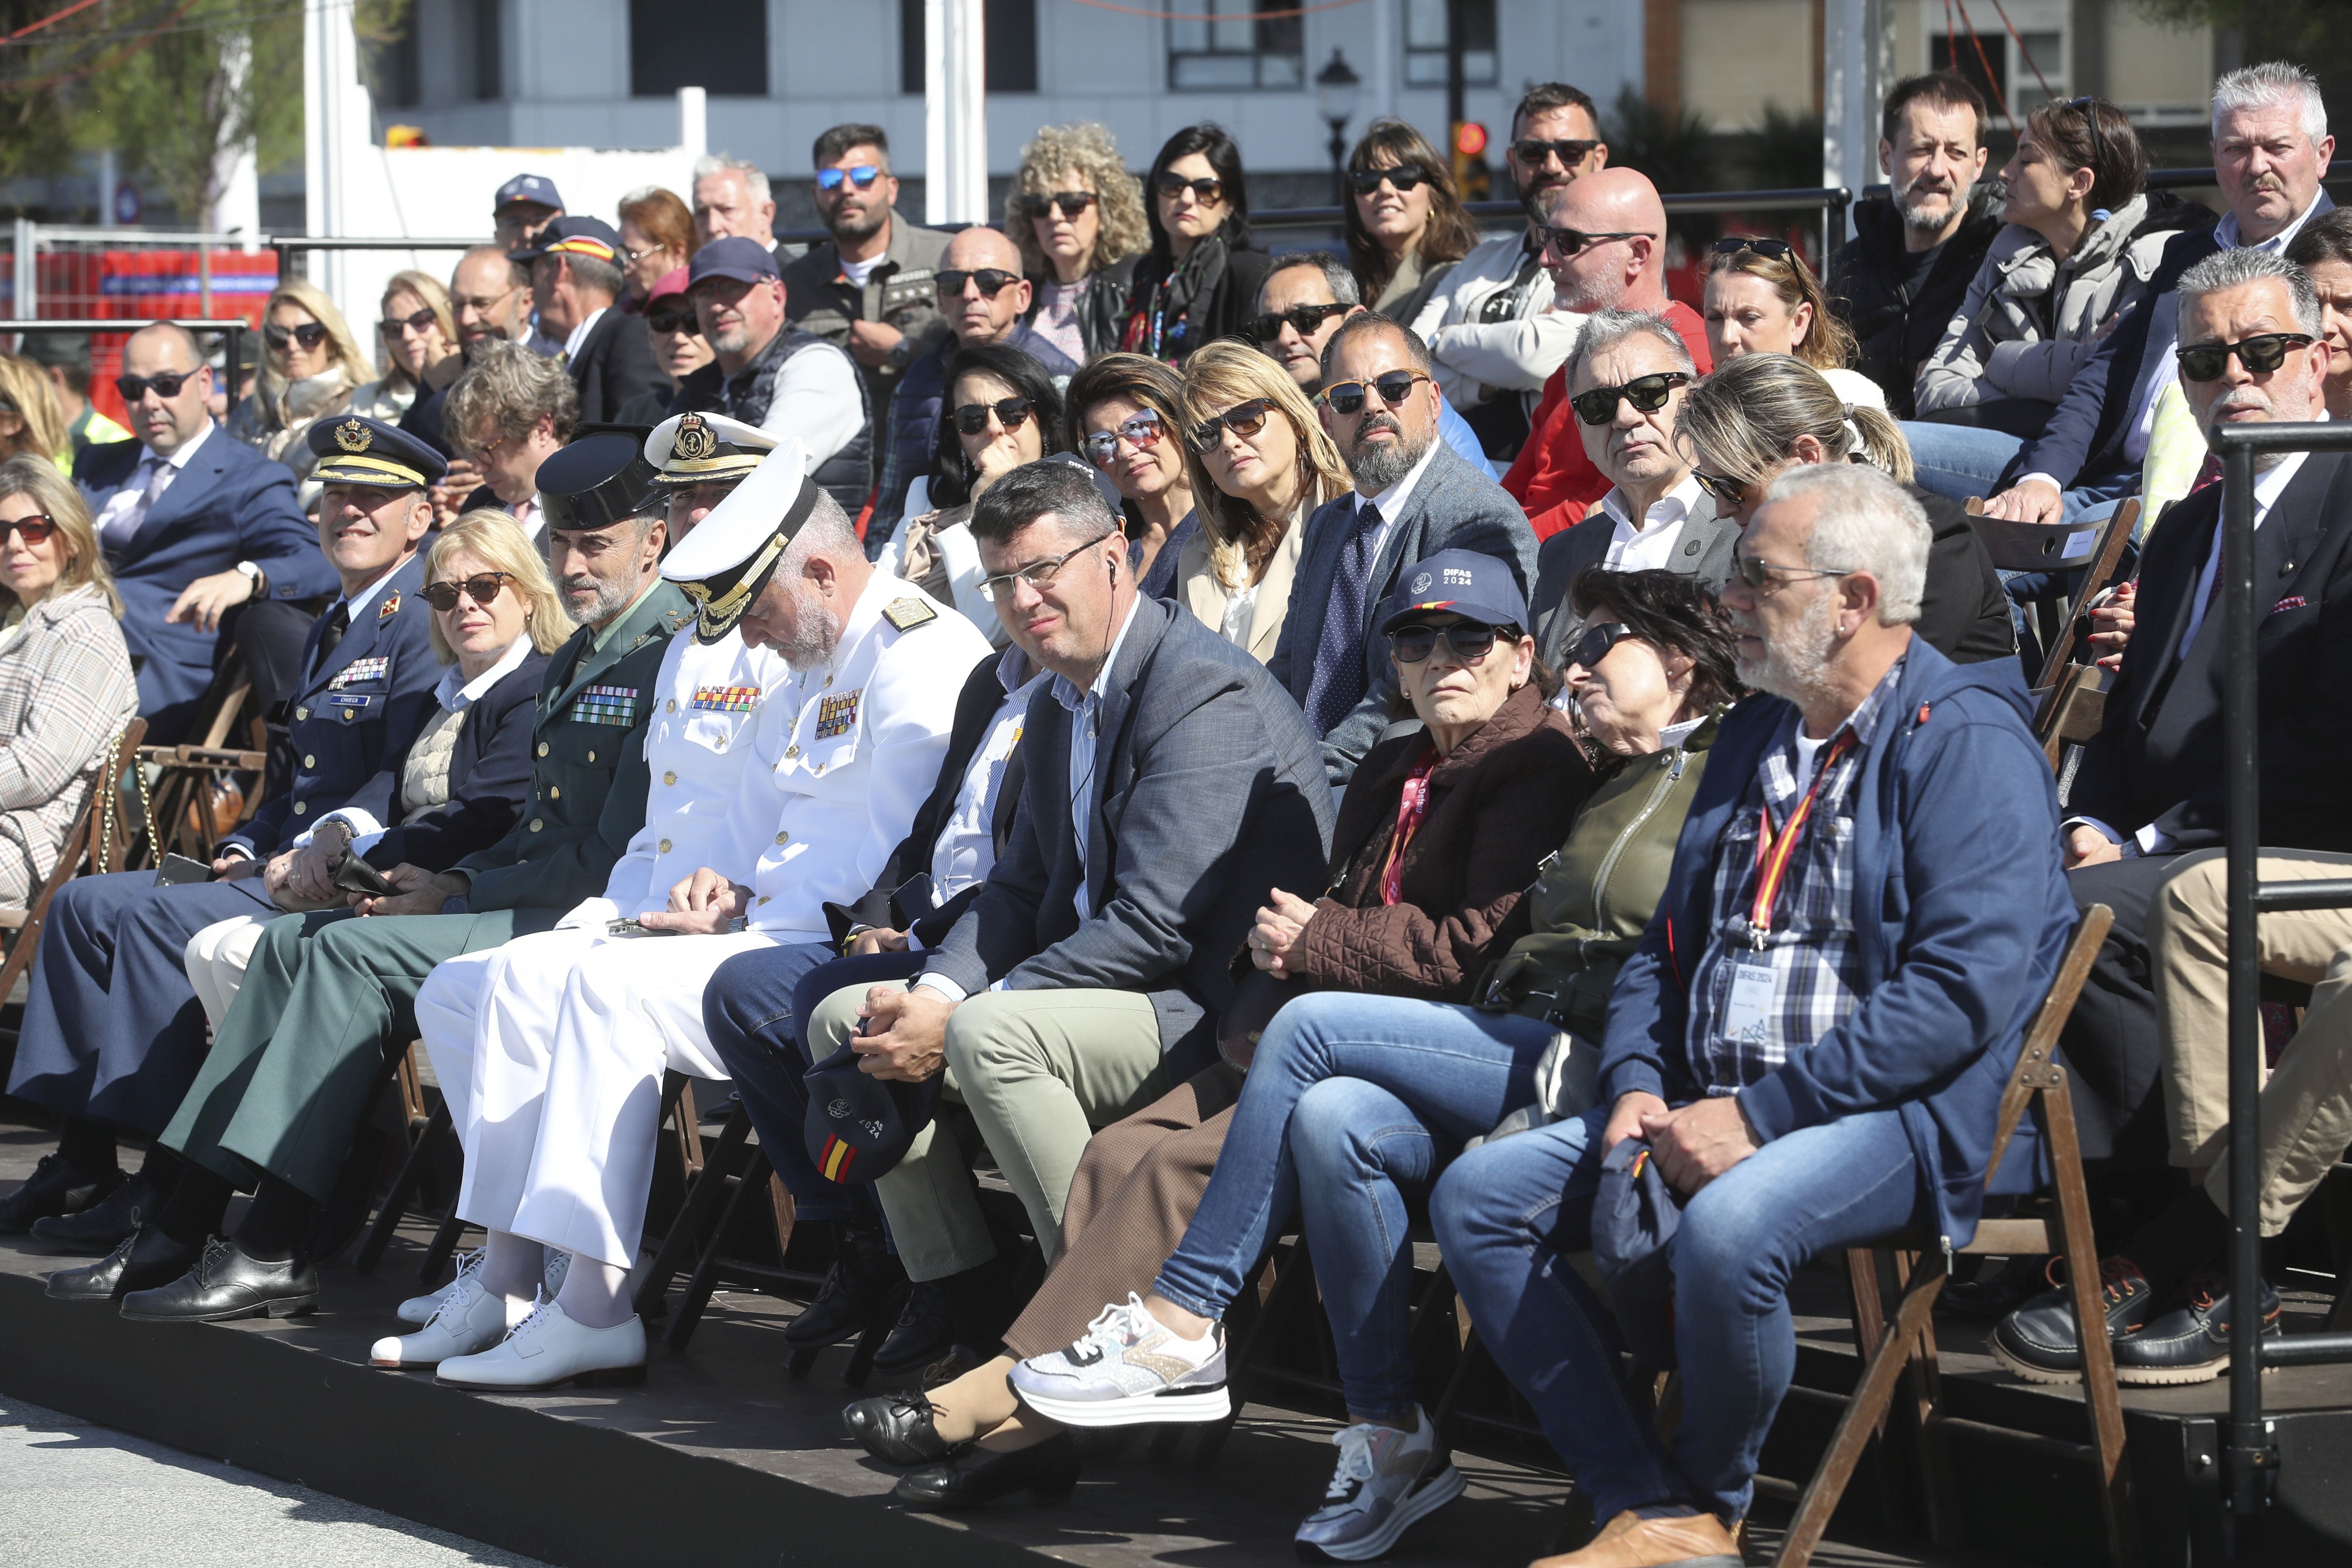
[420,437,988,1390]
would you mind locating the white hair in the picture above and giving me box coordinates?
[1763,462,1929,625]
[2212,62,2328,147]
[692,153,772,206]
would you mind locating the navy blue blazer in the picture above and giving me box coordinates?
[222,551,441,860]
[361,645,551,872]
[75,427,340,729]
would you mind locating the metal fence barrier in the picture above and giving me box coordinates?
[0,316,248,407]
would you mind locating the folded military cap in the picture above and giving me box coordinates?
[660,436,819,643]
[308,415,447,490]
[536,431,662,533]
[493,172,564,213]
[644,410,776,489]
[802,1038,946,1184]
[509,214,621,268]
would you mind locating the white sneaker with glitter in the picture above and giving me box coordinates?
[1008,1293,1228,1426]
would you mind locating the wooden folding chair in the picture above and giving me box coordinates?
[1773,905,2138,1568]
[137,676,266,864]
[1963,497,2139,687]
[355,1042,456,1276]
[0,720,146,1001]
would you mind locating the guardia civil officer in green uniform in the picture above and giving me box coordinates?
[58,434,694,1320]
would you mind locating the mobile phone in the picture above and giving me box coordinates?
[332,855,396,897]
[155,853,212,887]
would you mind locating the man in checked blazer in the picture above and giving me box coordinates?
[1265,314,1539,786]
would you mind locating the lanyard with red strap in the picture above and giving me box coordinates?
[1745,730,1858,949]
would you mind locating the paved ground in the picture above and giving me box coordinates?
[0,1393,551,1568]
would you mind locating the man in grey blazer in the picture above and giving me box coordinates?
[806,460,1333,1355]
[1528,309,1740,670]
[1265,314,1538,785]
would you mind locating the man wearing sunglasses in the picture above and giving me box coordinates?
[74,322,338,743]
[1423,82,1609,464]
[512,216,668,426]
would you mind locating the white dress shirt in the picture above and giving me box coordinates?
[1354,435,1445,571]
[561,307,607,363]
[927,647,1048,914]
[1597,472,1707,573]
[93,419,213,548]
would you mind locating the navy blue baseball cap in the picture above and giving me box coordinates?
[688,236,781,288]
[802,1040,945,1184]
[1378,548,1531,634]
[308,415,447,490]
[493,173,564,214]
[509,214,621,268]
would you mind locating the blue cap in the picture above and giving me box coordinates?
[307,415,447,490]
[802,1039,946,1183]
[1378,548,1531,635]
[493,173,564,213]
[687,236,780,288]
[509,214,621,267]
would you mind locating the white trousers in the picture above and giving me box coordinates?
[181,913,283,1028]
[418,927,779,1269]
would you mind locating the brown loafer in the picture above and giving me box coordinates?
[1530,1507,1744,1568]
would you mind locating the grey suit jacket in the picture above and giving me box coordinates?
[1529,503,1740,670]
[1266,441,1539,784]
[926,595,1335,1069]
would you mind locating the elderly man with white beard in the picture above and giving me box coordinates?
[411,441,989,1391]
[1431,461,2075,1568]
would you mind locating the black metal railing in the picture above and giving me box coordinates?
[0,316,248,386]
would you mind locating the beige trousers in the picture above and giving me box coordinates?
[806,980,1168,1283]
[2149,849,2352,1234]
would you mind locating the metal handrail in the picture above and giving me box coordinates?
[0,316,247,383]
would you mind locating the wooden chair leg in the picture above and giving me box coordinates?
[355,1100,452,1274]
[2044,1076,2141,1568]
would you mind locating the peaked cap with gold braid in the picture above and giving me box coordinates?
[306,414,447,490]
[643,410,777,489]
[659,435,821,644]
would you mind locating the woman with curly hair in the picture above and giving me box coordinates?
[1342,118,1483,327]
[1007,123,1149,364]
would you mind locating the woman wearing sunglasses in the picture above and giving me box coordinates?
[227,279,374,499]
[1342,119,1484,328]
[351,271,463,426]
[0,456,137,906]
[1702,236,1882,412]
[850,549,1590,1537]
[0,354,71,475]
[1066,353,1198,596]
[1120,125,1271,364]
[1006,123,1150,365]
[614,268,712,428]
[1172,340,1351,663]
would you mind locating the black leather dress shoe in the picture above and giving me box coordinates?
[1989,1257,2156,1384]
[843,1389,954,1465]
[787,1222,909,1348]
[119,1237,318,1323]
[873,1280,957,1378]
[0,1155,120,1234]
[46,1224,194,1302]
[894,1433,1078,1511]
[31,1173,162,1255]
[2113,1271,2283,1386]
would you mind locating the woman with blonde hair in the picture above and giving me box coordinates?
[1700,237,1883,410]
[352,271,462,423]
[227,277,374,492]
[0,456,138,904]
[1342,118,1482,326]
[1174,340,1350,662]
[0,355,72,474]
[1007,122,1150,364]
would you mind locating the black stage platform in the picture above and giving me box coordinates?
[1,1115,2346,1568]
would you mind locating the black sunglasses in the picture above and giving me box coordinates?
[1569,622,1637,671]
[1156,172,1225,203]
[1018,191,1099,220]
[1512,138,1602,169]
[1570,371,1690,427]
[1191,398,1271,450]
[1391,621,1504,664]
[1541,226,1655,260]
[1251,302,1352,343]
[1318,370,1430,416]
[1348,163,1430,196]
[1690,469,1752,508]
[380,306,439,337]
[2067,95,2105,183]
[816,165,883,193]
[420,572,518,612]
[264,321,331,352]
[1712,236,1795,260]
[937,268,1020,299]
[2177,332,2315,383]
[952,397,1033,435]
[645,306,698,335]
[115,370,198,401]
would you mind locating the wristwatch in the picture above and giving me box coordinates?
[234,560,266,599]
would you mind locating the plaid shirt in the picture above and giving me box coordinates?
[1684,659,1905,1096]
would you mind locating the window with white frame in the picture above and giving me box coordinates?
[1403,0,1497,89]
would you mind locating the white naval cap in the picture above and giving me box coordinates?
[644,410,778,488]
[660,435,820,644]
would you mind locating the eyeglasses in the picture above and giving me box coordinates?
[1390,621,1504,664]
[1081,408,1165,466]
[1191,399,1272,450]
[937,268,1021,299]
[264,321,330,352]
[114,370,198,401]
[1690,469,1752,508]
[1731,554,1851,590]
[1348,163,1430,196]
[1318,370,1430,416]
[979,533,1117,602]
[646,306,698,335]
[1540,226,1655,261]
[1156,172,1225,203]
[1018,191,1099,220]
[1251,302,1352,343]
[622,242,670,266]
[953,397,1034,435]
[453,286,521,316]
[380,306,439,337]
[2177,332,2315,383]
[1570,371,1690,426]
[0,514,60,547]
[420,572,518,612]
[1711,236,1795,261]
[1512,138,1603,170]
[1569,621,1637,671]
[816,165,884,193]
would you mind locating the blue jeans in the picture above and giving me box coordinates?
[1149,991,1555,1421]
[1431,1104,1925,1522]
[702,944,925,1225]
[1900,420,2135,526]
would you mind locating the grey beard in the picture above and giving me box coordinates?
[774,589,845,671]
[1735,588,1841,710]
[1894,184,1962,233]
[567,573,636,628]
[1347,422,1435,493]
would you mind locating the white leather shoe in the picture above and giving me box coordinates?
[397,1247,483,1326]
[434,1299,646,1391]
[372,1276,510,1368]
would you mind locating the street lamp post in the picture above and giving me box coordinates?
[1316,49,1361,210]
